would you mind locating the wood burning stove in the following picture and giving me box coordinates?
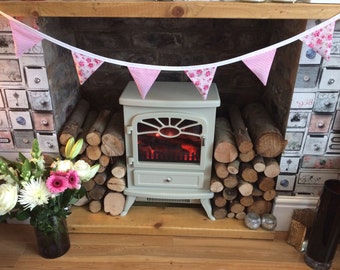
[119,81,220,220]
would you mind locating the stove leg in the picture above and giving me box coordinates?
[120,195,136,216]
[200,198,216,221]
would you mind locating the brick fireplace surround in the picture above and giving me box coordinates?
[1,1,340,239]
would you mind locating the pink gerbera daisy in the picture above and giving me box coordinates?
[67,170,81,189]
[46,171,69,194]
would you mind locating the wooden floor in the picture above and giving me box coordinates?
[1,205,339,270]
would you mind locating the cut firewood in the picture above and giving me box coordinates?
[214,162,229,179]
[78,110,98,154]
[246,198,272,215]
[87,184,106,201]
[252,155,266,172]
[223,174,238,189]
[212,206,228,219]
[257,175,276,192]
[86,109,112,146]
[83,179,95,191]
[235,212,246,220]
[263,189,277,201]
[106,177,126,192]
[213,192,227,208]
[88,200,102,213]
[238,149,256,163]
[222,187,238,201]
[110,158,127,178]
[210,175,224,193]
[214,117,238,163]
[103,192,125,216]
[227,159,240,174]
[239,195,254,207]
[238,179,253,197]
[229,200,245,214]
[86,145,102,161]
[93,172,108,186]
[97,165,107,173]
[99,154,111,167]
[252,186,264,197]
[101,111,125,157]
[73,195,90,206]
[59,99,90,145]
[228,104,253,154]
[227,212,236,219]
[242,102,287,158]
[239,163,258,183]
[264,158,281,178]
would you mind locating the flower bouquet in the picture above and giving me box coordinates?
[0,138,99,258]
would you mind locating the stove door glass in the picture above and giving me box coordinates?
[137,115,203,164]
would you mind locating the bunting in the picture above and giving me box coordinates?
[242,49,277,86]
[71,51,104,85]
[300,21,335,61]
[9,19,43,57]
[185,67,217,100]
[0,10,339,100]
[128,67,161,99]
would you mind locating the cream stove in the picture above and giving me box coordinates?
[119,81,220,220]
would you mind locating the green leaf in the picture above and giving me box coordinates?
[20,159,31,181]
[31,139,41,159]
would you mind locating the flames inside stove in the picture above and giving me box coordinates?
[137,117,202,163]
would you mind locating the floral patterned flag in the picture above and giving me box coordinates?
[242,49,276,86]
[185,67,217,100]
[300,21,335,61]
[71,51,103,85]
[9,20,43,57]
[128,67,161,99]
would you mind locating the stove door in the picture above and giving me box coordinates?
[131,112,207,169]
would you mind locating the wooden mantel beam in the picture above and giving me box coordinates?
[0,1,339,19]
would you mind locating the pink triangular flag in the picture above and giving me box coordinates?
[300,22,335,61]
[128,67,161,99]
[71,51,103,85]
[185,67,217,100]
[9,20,43,57]
[242,49,276,86]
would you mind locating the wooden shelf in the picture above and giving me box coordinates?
[0,1,340,19]
[67,205,275,240]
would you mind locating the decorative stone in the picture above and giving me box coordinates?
[261,213,277,231]
[244,212,261,230]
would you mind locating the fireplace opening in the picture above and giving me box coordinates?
[36,17,307,219]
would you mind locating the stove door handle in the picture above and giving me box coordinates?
[201,136,205,147]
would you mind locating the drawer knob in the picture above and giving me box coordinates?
[303,75,310,82]
[324,101,331,107]
[40,100,47,105]
[328,78,335,85]
[34,77,41,84]
[41,119,48,126]
[16,116,26,126]
[313,144,320,151]
[305,48,316,59]
[164,177,172,183]
[46,141,53,148]
[22,138,29,144]
[317,121,325,128]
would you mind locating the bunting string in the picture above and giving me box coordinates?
[0,10,339,99]
[0,10,339,71]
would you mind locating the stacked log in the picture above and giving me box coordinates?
[211,103,284,220]
[58,100,126,216]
